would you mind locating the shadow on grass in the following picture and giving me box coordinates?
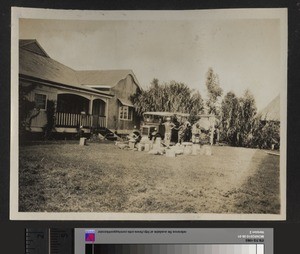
[18,143,128,212]
[18,143,281,214]
[233,151,280,214]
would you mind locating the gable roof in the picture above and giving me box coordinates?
[19,39,141,95]
[259,95,280,121]
[19,48,112,97]
[20,39,50,58]
[20,48,79,86]
[77,70,141,90]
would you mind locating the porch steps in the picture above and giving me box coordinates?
[96,127,122,141]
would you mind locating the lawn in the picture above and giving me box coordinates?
[19,141,280,214]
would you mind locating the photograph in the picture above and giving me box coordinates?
[10,7,287,220]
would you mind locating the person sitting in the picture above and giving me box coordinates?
[150,127,161,141]
[132,125,140,136]
[128,126,141,143]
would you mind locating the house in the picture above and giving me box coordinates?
[77,70,142,134]
[19,39,141,136]
[259,95,280,149]
[259,95,280,122]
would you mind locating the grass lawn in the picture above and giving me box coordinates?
[19,141,280,214]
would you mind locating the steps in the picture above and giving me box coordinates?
[96,127,121,141]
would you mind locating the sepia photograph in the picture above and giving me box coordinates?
[10,7,287,220]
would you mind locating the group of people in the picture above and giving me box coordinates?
[128,115,218,147]
[152,116,210,147]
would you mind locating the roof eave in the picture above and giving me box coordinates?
[19,74,114,98]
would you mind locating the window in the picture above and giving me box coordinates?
[119,106,132,120]
[34,93,47,110]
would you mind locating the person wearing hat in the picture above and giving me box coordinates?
[163,116,175,147]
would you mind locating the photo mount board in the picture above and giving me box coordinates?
[10,7,287,220]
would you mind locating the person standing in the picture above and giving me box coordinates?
[177,123,185,144]
[178,118,191,144]
[163,117,175,147]
[191,123,201,144]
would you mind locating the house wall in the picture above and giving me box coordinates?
[20,80,109,133]
[20,80,58,132]
[106,74,141,133]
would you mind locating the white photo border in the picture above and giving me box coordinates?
[10,7,287,220]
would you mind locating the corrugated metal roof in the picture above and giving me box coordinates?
[19,39,141,97]
[77,70,141,89]
[20,48,79,86]
[259,95,280,121]
[19,48,112,96]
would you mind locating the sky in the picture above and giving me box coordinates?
[19,14,284,111]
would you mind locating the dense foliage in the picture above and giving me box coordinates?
[19,84,38,133]
[131,79,204,120]
[252,120,280,149]
[220,91,241,146]
[43,100,56,139]
[220,90,259,147]
[132,68,279,150]
[220,89,280,149]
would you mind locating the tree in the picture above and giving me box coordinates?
[238,90,257,147]
[19,84,38,133]
[130,79,204,121]
[166,81,194,113]
[205,67,223,116]
[220,90,257,147]
[130,79,164,114]
[43,100,56,139]
[252,118,280,149]
[220,91,241,145]
[188,91,204,122]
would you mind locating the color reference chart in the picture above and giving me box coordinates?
[85,244,264,254]
[75,228,272,254]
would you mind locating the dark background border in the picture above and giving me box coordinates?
[1,0,299,253]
